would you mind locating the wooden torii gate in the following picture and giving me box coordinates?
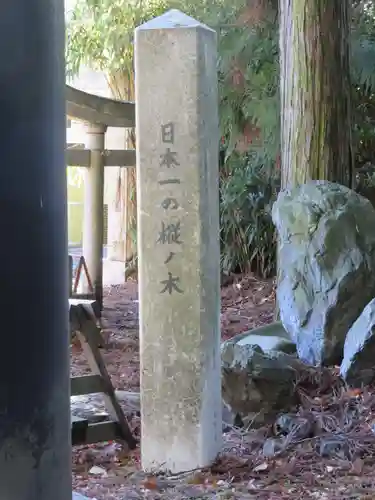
[65,84,136,309]
[66,85,137,450]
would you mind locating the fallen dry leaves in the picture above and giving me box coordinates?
[72,275,375,499]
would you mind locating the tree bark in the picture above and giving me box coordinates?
[107,71,137,265]
[279,0,353,189]
[274,0,354,321]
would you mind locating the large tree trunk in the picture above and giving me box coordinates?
[275,0,354,320]
[279,0,354,189]
[107,71,137,267]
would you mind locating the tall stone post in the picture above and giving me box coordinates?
[135,9,222,473]
[83,123,106,309]
[0,0,71,499]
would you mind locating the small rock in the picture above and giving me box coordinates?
[89,466,107,476]
[232,322,296,354]
[340,298,375,386]
[253,461,268,472]
[273,180,375,366]
[318,436,351,460]
[221,342,305,427]
[262,437,285,457]
[273,413,314,440]
[71,394,108,423]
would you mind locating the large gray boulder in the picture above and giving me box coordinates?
[272,180,375,366]
[221,342,304,427]
[340,298,375,386]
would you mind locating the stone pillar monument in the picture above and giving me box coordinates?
[135,9,222,473]
[0,0,71,498]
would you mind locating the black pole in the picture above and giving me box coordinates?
[0,1,71,499]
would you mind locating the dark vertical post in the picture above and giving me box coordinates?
[69,255,73,297]
[0,1,71,499]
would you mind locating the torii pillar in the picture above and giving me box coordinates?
[0,0,71,498]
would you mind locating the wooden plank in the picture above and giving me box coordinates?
[70,292,96,301]
[69,297,102,334]
[71,375,104,396]
[66,149,90,167]
[71,415,88,445]
[73,256,94,295]
[71,416,123,446]
[68,255,73,297]
[66,148,136,168]
[69,303,104,347]
[103,150,136,167]
[75,307,137,450]
[69,298,97,308]
[66,85,135,128]
[84,421,123,445]
[72,415,87,422]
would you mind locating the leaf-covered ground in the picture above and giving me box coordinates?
[72,276,375,499]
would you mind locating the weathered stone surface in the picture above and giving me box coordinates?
[272,180,375,366]
[135,10,221,473]
[221,342,303,427]
[340,298,375,386]
[227,322,296,355]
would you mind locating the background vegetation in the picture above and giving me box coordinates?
[66,0,375,279]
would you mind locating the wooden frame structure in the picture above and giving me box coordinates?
[66,85,136,310]
[66,85,137,449]
[69,300,136,449]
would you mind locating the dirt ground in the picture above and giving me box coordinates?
[71,273,275,400]
[71,275,375,499]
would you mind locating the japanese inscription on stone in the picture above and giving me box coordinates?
[158,122,183,294]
